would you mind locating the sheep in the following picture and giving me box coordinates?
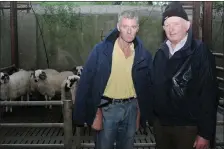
[31,69,59,82]
[34,70,74,109]
[30,69,59,93]
[0,70,32,112]
[30,68,59,108]
[72,66,83,77]
[61,75,80,104]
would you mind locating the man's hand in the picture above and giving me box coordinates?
[91,108,103,131]
[193,135,210,149]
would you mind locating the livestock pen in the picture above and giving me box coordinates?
[0,1,224,149]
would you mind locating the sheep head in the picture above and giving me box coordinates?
[33,69,47,82]
[73,66,83,77]
[0,72,9,85]
[64,75,80,92]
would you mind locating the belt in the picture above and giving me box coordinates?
[104,96,135,103]
[98,96,135,108]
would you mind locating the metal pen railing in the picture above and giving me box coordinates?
[0,99,73,149]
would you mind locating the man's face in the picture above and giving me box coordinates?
[163,16,190,44]
[117,17,139,43]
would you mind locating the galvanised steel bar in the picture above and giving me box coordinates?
[0,101,63,106]
[0,123,63,127]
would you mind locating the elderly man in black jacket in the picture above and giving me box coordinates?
[151,2,218,149]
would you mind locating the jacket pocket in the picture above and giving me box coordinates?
[169,56,193,100]
[99,99,112,111]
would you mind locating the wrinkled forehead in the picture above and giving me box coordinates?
[119,17,139,26]
[164,16,185,25]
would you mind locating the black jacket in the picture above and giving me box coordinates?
[151,27,218,140]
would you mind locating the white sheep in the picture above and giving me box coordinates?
[61,75,80,104]
[31,69,59,82]
[34,70,74,109]
[0,70,32,112]
[30,69,59,93]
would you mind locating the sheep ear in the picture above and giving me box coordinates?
[3,74,10,83]
[4,73,9,78]
[30,72,34,77]
[42,71,46,76]
[6,76,10,82]
[64,82,70,92]
[74,69,78,75]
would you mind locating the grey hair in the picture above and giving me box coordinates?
[118,10,139,24]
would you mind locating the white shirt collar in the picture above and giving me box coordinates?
[166,34,188,56]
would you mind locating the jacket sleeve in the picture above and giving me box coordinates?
[72,45,98,125]
[147,51,156,126]
[197,43,219,140]
[142,50,155,126]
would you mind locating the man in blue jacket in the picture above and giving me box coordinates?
[73,10,153,149]
[151,2,218,149]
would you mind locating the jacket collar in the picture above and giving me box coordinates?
[103,28,140,48]
[102,28,145,67]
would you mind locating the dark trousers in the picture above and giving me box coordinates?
[153,119,198,149]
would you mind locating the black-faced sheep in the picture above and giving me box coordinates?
[31,69,59,82]
[30,69,59,93]
[0,70,32,112]
[33,70,74,109]
[72,66,83,77]
[0,72,10,103]
[61,75,80,104]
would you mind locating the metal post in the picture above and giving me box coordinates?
[202,2,216,148]
[10,1,19,68]
[63,99,73,149]
[202,2,213,49]
[192,1,200,39]
[0,2,2,68]
[73,127,81,149]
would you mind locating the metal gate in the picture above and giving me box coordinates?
[0,99,73,149]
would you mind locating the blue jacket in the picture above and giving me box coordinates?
[73,28,153,126]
